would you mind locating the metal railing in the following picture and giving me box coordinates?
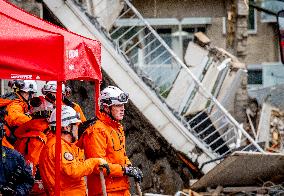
[70,0,264,158]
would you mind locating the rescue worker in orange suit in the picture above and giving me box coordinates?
[39,105,110,196]
[78,86,143,196]
[14,96,52,196]
[41,81,86,122]
[2,80,37,145]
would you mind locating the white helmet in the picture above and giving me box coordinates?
[42,81,66,95]
[100,86,129,106]
[49,105,81,127]
[9,80,37,93]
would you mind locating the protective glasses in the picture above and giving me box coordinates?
[110,93,129,102]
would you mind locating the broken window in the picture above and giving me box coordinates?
[248,69,263,85]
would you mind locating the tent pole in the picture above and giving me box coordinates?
[95,80,100,116]
[55,81,62,196]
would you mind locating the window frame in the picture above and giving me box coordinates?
[247,64,263,89]
[248,0,258,34]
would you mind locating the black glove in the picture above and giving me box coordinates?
[99,164,110,175]
[97,158,110,175]
[123,166,143,183]
[0,186,15,196]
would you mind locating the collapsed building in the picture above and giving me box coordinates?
[1,0,284,195]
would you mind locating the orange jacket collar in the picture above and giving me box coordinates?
[97,112,123,129]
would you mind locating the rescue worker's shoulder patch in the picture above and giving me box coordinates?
[64,152,74,161]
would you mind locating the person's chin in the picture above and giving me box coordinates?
[117,115,124,120]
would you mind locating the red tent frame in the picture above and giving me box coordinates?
[0,1,102,195]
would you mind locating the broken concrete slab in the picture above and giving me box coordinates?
[166,42,210,112]
[194,32,211,47]
[184,42,209,68]
[248,84,284,110]
[257,103,273,146]
[191,151,284,191]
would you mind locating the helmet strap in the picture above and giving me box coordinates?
[104,105,118,121]
[62,125,77,143]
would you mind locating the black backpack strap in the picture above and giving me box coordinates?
[24,138,30,155]
[63,97,75,108]
[78,117,97,139]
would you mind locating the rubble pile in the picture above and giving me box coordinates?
[268,109,284,152]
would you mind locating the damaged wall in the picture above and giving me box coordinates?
[132,0,226,18]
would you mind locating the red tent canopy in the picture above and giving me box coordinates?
[0,1,102,195]
[0,12,64,80]
[0,0,102,81]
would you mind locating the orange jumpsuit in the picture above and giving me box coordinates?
[72,102,86,122]
[14,118,49,171]
[39,134,103,196]
[14,118,49,196]
[78,112,131,196]
[4,93,31,129]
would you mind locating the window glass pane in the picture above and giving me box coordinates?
[248,70,263,84]
[260,0,284,22]
[197,27,206,33]
[145,28,172,64]
[248,0,255,30]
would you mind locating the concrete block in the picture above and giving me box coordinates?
[184,42,209,67]
[257,103,273,147]
[165,69,193,111]
[185,61,219,115]
[194,32,211,46]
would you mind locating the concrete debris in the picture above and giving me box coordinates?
[182,183,284,195]
[194,32,211,47]
[214,47,246,69]
[175,190,202,196]
[248,85,284,152]
[267,109,284,152]
[183,152,284,196]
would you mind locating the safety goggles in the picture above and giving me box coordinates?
[110,92,129,103]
